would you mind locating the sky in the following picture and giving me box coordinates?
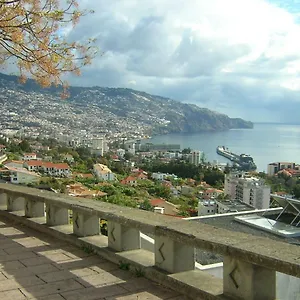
[64,0,300,123]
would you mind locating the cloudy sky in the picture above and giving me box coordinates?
[66,0,300,123]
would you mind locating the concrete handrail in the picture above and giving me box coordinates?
[0,183,300,300]
[0,183,299,278]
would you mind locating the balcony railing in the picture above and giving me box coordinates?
[0,183,299,300]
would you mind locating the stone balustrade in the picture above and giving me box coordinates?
[0,183,299,300]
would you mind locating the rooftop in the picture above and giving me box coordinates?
[191,210,300,245]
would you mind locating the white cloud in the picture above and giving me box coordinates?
[65,0,300,122]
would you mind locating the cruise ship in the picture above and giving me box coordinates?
[216,146,257,171]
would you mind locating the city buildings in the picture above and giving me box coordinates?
[23,161,70,177]
[5,166,40,184]
[93,164,115,181]
[224,172,271,209]
[91,137,106,156]
[198,199,255,216]
[189,150,202,166]
[267,161,297,176]
[23,152,37,161]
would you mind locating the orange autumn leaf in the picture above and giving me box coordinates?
[0,0,98,98]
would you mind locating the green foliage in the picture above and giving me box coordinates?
[293,185,300,199]
[142,160,224,187]
[7,152,20,160]
[81,245,94,254]
[182,147,191,154]
[139,199,154,211]
[119,261,130,271]
[110,161,129,175]
[76,147,92,160]
[124,152,134,160]
[19,140,31,152]
[135,267,145,277]
[148,183,171,199]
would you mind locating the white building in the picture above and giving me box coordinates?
[93,164,115,181]
[0,153,7,164]
[189,150,202,166]
[198,200,216,216]
[267,162,296,176]
[117,149,125,158]
[24,161,70,177]
[4,160,24,169]
[6,167,40,184]
[124,142,135,155]
[151,172,177,181]
[90,137,108,156]
[23,153,37,161]
[224,172,271,209]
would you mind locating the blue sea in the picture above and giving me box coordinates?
[147,123,300,172]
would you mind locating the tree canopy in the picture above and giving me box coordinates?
[0,0,97,96]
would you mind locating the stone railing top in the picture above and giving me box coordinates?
[0,183,299,277]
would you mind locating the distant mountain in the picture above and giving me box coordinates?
[0,73,253,136]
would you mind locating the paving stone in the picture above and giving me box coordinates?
[0,289,26,300]
[0,218,185,300]
[118,277,154,292]
[20,256,51,267]
[38,252,73,262]
[3,245,31,254]
[33,294,65,300]
[0,272,7,281]
[69,267,99,277]
[76,271,126,288]
[0,249,7,256]
[56,256,105,270]
[2,264,60,279]
[20,278,84,298]
[0,240,19,249]
[0,275,44,292]
[0,260,26,270]
[37,270,76,283]
[89,261,120,273]
[0,251,38,263]
[61,285,127,300]
[105,291,167,300]
[0,227,25,236]
[13,237,49,248]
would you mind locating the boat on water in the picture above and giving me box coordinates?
[216,146,257,171]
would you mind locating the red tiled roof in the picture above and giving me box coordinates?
[26,160,43,166]
[53,163,69,169]
[150,199,165,206]
[121,176,137,184]
[25,160,69,169]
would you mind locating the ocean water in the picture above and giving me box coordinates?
[147,123,300,172]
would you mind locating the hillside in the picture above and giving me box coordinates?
[0,73,253,139]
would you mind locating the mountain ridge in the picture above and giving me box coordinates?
[0,72,253,137]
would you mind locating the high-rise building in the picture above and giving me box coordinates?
[189,150,202,166]
[90,137,108,156]
[224,172,271,209]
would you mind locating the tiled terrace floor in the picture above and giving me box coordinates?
[0,218,184,300]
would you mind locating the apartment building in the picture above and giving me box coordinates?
[267,162,296,176]
[93,164,115,181]
[224,172,271,209]
[24,160,70,177]
[189,150,202,166]
[23,153,37,161]
[6,166,40,184]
